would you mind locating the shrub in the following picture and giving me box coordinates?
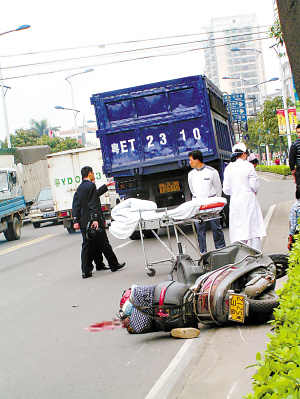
[256,165,291,176]
[244,234,300,399]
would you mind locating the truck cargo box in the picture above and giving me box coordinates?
[91,75,233,210]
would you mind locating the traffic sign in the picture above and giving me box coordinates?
[224,93,247,122]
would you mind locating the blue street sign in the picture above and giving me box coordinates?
[224,93,247,122]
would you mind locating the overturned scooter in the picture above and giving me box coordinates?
[119,242,289,332]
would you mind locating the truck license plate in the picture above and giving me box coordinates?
[159,181,180,194]
[229,294,245,323]
[43,211,55,218]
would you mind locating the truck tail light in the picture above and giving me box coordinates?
[101,205,109,212]
[59,211,70,217]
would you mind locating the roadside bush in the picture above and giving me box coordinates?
[244,234,300,399]
[256,165,291,176]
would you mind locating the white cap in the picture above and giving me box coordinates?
[232,142,247,153]
[248,153,257,162]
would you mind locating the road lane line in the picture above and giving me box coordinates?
[258,176,271,182]
[114,241,133,250]
[0,233,59,255]
[145,339,196,399]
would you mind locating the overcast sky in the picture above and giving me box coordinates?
[0,0,281,142]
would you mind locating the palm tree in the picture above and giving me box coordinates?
[30,119,48,137]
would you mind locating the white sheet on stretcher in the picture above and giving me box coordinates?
[109,197,227,240]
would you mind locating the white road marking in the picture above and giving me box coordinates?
[258,176,271,182]
[145,339,196,399]
[114,241,133,250]
[0,234,59,256]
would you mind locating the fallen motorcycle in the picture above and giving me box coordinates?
[119,242,289,332]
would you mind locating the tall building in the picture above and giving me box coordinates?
[204,14,266,117]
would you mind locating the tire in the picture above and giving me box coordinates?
[130,231,141,240]
[268,253,289,279]
[246,290,279,314]
[33,222,41,228]
[3,229,12,241]
[6,215,21,240]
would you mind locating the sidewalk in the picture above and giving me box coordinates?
[169,201,293,399]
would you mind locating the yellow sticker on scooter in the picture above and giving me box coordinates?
[229,294,245,323]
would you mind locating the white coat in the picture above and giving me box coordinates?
[223,158,266,243]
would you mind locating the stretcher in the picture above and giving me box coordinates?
[109,198,227,277]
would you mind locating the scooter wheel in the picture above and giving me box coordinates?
[147,268,156,277]
[247,290,279,314]
[268,253,289,279]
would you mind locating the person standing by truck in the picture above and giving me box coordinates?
[223,143,266,251]
[188,150,226,254]
[289,124,300,185]
[73,166,125,279]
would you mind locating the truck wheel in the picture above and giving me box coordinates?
[6,215,21,240]
[33,222,41,229]
[4,229,12,241]
[67,225,76,234]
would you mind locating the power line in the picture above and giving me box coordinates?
[0,25,271,58]
[2,35,271,81]
[1,29,269,71]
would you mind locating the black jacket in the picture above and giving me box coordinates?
[289,139,300,172]
[72,179,108,229]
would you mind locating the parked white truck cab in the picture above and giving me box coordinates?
[46,147,119,233]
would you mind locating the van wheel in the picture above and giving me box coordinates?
[33,222,41,228]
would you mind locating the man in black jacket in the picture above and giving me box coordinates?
[289,124,300,186]
[73,166,125,279]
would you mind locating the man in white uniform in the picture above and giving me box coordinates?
[223,143,266,250]
[188,150,226,254]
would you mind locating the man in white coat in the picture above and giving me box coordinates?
[223,143,266,250]
[188,150,226,254]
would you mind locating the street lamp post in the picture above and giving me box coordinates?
[270,44,292,149]
[0,25,30,148]
[0,24,30,148]
[64,68,94,141]
[230,47,262,106]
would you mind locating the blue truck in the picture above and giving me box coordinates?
[91,75,234,234]
[0,196,26,241]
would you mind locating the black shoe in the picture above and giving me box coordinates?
[96,263,110,271]
[111,262,125,272]
[82,272,93,279]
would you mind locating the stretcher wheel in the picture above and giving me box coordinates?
[147,268,156,277]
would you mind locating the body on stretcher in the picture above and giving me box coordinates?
[109,198,227,277]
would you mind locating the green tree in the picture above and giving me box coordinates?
[247,96,294,155]
[30,119,48,137]
[0,128,39,148]
[36,135,83,153]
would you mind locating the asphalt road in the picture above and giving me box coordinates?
[0,174,295,399]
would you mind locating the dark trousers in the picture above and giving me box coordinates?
[81,228,119,273]
[196,218,226,254]
[295,170,300,187]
